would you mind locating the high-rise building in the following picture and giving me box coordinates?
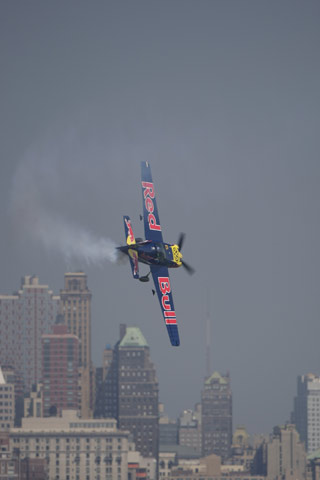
[268,425,306,479]
[94,344,118,420]
[60,272,94,418]
[117,326,159,459]
[201,371,232,461]
[95,326,159,460]
[60,273,91,368]
[253,424,306,479]
[0,276,60,393]
[0,367,15,431]
[103,344,114,380]
[292,373,320,453]
[42,324,79,417]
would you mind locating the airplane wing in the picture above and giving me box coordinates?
[151,265,180,346]
[141,161,163,242]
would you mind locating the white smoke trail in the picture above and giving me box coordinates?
[10,137,118,265]
[32,206,118,264]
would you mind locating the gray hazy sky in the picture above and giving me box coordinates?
[1,1,320,435]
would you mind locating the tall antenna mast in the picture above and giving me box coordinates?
[205,289,211,379]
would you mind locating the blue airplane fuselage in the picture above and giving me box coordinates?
[118,240,182,269]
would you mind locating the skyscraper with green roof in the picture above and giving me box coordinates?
[95,325,159,461]
[118,326,159,460]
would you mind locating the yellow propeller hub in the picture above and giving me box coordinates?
[171,244,183,266]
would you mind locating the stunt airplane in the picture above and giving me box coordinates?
[117,161,194,347]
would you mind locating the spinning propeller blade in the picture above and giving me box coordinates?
[178,233,185,251]
[177,233,195,275]
[182,260,195,275]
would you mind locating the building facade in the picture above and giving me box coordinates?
[230,426,255,472]
[95,326,159,460]
[159,420,179,447]
[127,450,157,480]
[178,404,202,453]
[253,424,306,480]
[292,373,320,454]
[10,410,129,480]
[0,432,20,479]
[0,367,15,432]
[163,453,221,479]
[60,272,94,418]
[307,449,320,480]
[24,383,43,419]
[94,345,117,420]
[201,371,232,461]
[42,324,79,417]
[0,276,59,393]
[117,327,159,459]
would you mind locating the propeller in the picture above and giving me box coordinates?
[178,233,185,251]
[182,260,195,275]
[177,233,195,275]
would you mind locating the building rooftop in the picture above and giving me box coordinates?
[308,448,320,460]
[205,371,227,385]
[119,327,148,348]
[15,410,123,433]
[65,272,86,276]
[159,443,201,459]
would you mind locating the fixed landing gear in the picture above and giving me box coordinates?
[139,271,151,282]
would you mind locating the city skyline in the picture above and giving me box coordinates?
[1,270,320,479]
[1,270,320,442]
[1,1,320,435]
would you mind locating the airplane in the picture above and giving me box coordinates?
[117,161,194,347]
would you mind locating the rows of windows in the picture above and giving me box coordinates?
[70,422,115,429]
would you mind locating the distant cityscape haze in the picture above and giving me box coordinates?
[1,273,320,479]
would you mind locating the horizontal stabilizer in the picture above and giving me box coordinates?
[123,216,139,279]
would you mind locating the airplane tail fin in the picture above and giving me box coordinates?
[124,215,136,245]
[123,216,139,279]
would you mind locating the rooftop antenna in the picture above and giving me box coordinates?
[205,289,211,379]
